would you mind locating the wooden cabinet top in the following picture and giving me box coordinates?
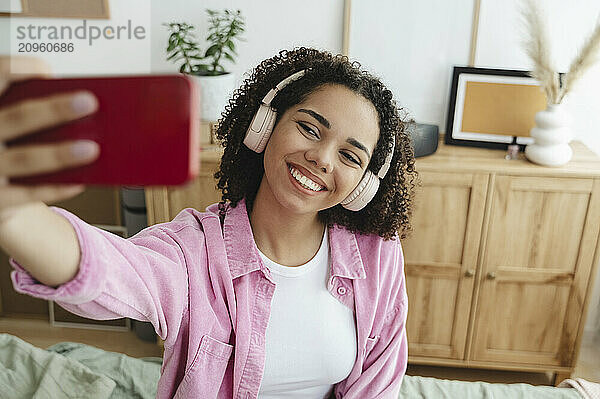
[416,140,600,178]
[198,140,600,178]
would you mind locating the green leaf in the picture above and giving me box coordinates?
[204,44,219,57]
[194,64,210,72]
[223,52,235,62]
[166,50,180,60]
[179,64,187,73]
[226,39,235,52]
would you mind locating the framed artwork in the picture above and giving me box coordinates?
[0,0,26,15]
[445,66,547,150]
[0,0,109,19]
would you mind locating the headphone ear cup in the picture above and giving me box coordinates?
[341,171,380,211]
[243,105,277,153]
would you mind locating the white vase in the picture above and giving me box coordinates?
[192,73,236,122]
[524,103,573,167]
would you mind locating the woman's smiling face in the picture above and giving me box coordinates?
[259,83,380,215]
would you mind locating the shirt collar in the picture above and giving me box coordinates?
[213,198,366,281]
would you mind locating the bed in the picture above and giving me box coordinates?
[0,333,595,398]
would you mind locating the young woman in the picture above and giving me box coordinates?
[0,47,417,398]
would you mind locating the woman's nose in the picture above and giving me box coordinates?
[305,148,333,174]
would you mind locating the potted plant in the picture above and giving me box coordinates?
[164,9,245,121]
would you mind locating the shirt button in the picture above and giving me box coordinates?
[337,286,347,295]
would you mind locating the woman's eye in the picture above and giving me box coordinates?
[297,121,360,165]
[342,152,360,165]
[298,122,318,138]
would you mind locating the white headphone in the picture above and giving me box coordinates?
[243,70,395,211]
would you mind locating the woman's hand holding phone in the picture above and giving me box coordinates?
[0,56,197,286]
[0,55,100,223]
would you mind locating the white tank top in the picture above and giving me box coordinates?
[257,228,357,398]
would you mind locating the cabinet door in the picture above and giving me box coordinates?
[402,172,488,359]
[471,176,600,367]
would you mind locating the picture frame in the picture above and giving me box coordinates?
[0,0,110,19]
[445,66,547,150]
[0,0,27,16]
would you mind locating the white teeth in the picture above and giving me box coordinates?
[288,165,324,192]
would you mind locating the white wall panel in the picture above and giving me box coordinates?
[348,0,475,127]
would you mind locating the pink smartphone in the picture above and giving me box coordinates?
[1,74,200,186]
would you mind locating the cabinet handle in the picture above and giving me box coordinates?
[487,272,496,280]
[464,269,475,277]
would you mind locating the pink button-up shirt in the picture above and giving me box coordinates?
[10,199,408,398]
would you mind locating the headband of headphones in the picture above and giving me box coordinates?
[261,69,306,105]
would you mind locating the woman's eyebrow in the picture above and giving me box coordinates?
[298,108,330,129]
[297,108,370,159]
[347,138,371,159]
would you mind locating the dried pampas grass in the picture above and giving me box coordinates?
[559,21,600,102]
[522,0,600,104]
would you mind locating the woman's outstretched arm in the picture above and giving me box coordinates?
[0,201,82,287]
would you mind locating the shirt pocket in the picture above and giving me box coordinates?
[174,334,234,398]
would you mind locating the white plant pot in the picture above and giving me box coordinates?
[192,73,235,122]
[524,103,573,167]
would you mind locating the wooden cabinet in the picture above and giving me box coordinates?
[402,141,600,383]
[145,138,600,383]
[145,122,221,225]
[145,148,222,226]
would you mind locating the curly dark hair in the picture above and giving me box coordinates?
[213,47,418,240]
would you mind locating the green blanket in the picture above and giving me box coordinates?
[399,375,581,399]
[0,334,161,398]
[0,333,583,399]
